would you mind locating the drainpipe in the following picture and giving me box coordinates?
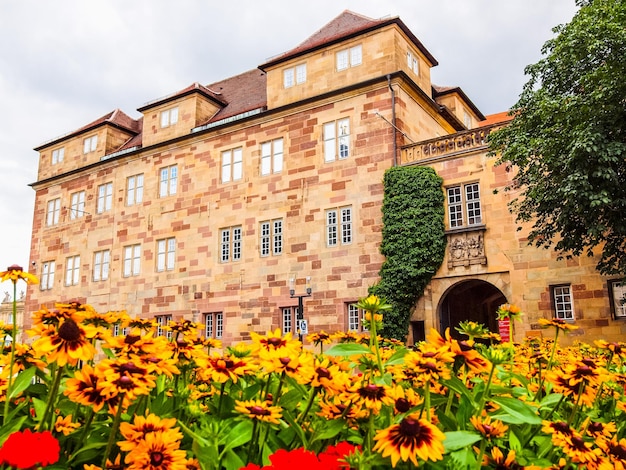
[387,74,397,167]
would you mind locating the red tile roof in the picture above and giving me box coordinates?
[137,82,226,112]
[480,111,513,126]
[203,69,267,124]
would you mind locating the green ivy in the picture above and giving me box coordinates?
[370,165,447,340]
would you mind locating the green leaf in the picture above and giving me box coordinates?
[219,420,253,450]
[310,419,348,443]
[325,343,372,356]
[7,367,37,400]
[221,449,246,470]
[490,396,542,425]
[443,431,481,452]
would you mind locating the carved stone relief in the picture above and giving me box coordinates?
[447,229,487,268]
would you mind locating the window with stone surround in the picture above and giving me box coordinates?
[281,307,297,335]
[160,107,179,128]
[283,63,306,88]
[220,226,242,263]
[93,250,110,282]
[447,183,482,229]
[40,261,55,290]
[155,314,173,339]
[159,165,178,197]
[336,44,362,71]
[113,324,129,336]
[260,219,282,257]
[347,303,369,332]
[406,50,419,75]
[609,279,626,319]
[46,198,60,226]
[323,118,350,162]
[69,191,86,220]
[126,173,144,206]
[65,255,80,286]
[83,135,98,154]
[326,206,352,247]
[51,147,64,164]
[96,182,113,214]
[123,244,141,277]
[205,312,224,339]
[221,147,243,183]
[551,284,574,320]
[260,138,283,176]
[156,237,176,272]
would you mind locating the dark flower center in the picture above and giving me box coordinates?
[267,337,284,347]
[608,442,626,460]
[124,334,141,345]
[552,422,571,434]
[360,384,384,400]
[116,376,134,389]
[395,398,411,413]
[120,362,144,374]
[250,406,271,416]
[58,320,81,342]
[399,417,421,436]
[279,357,291,365]
[150,451,165,466]
[316,367,331,379]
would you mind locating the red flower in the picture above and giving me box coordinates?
[239,465,262,470]
[267,448,321,469]
[318,442,359,469]
[0,429,60,469]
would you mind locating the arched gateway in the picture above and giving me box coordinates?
[438,279,507,339]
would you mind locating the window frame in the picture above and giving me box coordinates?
[65,255,80,286]
[323,118,350,162]
[51,147,64,164]
[406,50,420,75]
[283,63,306,88]
[96,182,113,214]
[40,261,55,290]
[608,279,626,319]
[446,182,483,229]
[260,219,283,257]
[551,284,575,321]
[336,44,362,71]
[260,138,284,176]
[221,147,243,183]
[160,107,179,128]
[69,191,86,220]
[156,237,176,272]
[155,314,173,339]
[93,249,110,282]
[126,173,144,206]
[46,198,61,226]
[347,303,369,332]
[83,135,98,154]
[159,165,178,198]
[123,244,141,277]
[326,206,352,247]
[281,307,297,335]
[205,312,224,339]
[220,226,242,263]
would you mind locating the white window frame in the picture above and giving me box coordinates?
[407,50,419,75]
[40,261,55,290]
[126,174,144,206]
[160,107,179,128]
[283,63,306,88]
[83,135,98,154]
[281,307,297,335]
[159,165,178,197]
[323,118,350,162]
[205,312,224,339]
[609,280,626,319]
[113,324,129,336]
[46,198,61,226]
[347,304,369,332]
[326,206,352,247]
[65,255,80,286]
[51,147,64,164]
[220,226,242,263]
[156,238,176,272]
[260,138,284,176]
[447,183,482,228]
[156,315,173,339]
[552,285,574,320]
[123,244,141,277]
[221,148,243,183]
[70,191,86,220]
[337,45,362,71]
[93,250,110,282]
[260,219,283,257]
[97,182,113,214]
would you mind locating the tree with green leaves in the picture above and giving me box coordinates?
[488,0,626,276]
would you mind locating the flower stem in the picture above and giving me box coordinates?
[2,280,18,426]
[102,394,125,468]
[38,364,64,431]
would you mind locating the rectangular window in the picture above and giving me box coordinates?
[552,285,574,320]
[65,255,80,286]
[347,304,369,332]
[337,45,362,70]
[51,147,64,164]
[283,64,306,88]
[156,315,173,339]
[123,244,141,277]
[40,261,55,290]
[93,250,110,282]
[46,198,61,226]
[447,183,482,228]
[97,182,113,214]
[127,174,144,206]
[283,68,294,88]
[113,324,129,336]
[260,138,284,176]
[205,312,224,339]
[160,107,179,128]
[260,219,283,257]
[70,191,86,219]
[407,50,419,74]
[296,64,307,84]
[83,135,98,154]
[159,165,178,197]
[281,307,297,335]
[156,238,176,272]
[327,206,352,246]
[323,118,350,162]
[221,148,243,183]
[609,280,626,319]
[220,226,242,263]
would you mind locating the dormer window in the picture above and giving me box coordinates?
[407,50,419,75]
[51,147,64,164]
[160,107,179,128]
[283,64,307,88]
[83,135,98,154]
[336,45,362,71]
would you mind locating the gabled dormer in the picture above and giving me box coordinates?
[433,85,485,130]
[137,82,226,147]
[259,10,438,109]
[34,109,139,181]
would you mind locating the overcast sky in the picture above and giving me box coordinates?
[0,0,579,299]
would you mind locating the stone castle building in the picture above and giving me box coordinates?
[26,11,626,346]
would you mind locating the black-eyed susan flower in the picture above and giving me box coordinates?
[349,382,394,414]
[54,414,80,436]
[31,317,97,367]
[538,318,579,332]
[119,414,182,452]
[250,328,301,360]
[602,437,626,469]
[99,359,156,402]
[234,399,282,424]
[470,415,509,440]
[373,413,445,467]
[559,434,609,469]
[64,363,120,413]
[307,330,333,346]
[317,394,368,423]
[481,447,521,469]
[0,265,39,285]
[195,352,257,384]
[386,385,423,414]
[123,430,188,470]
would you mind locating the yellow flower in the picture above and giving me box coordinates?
[538,318,579,331]
[470,415,508,439]
[0,265,38,284]
[31,318,97,367]
[123,430,188,470]
[54,415,81,436]
[119,413,182,451]
[250,328,301,359]
[234,399,282,424]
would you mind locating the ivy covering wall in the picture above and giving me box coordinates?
[370,165,447,340]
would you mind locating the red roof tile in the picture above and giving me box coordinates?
[137,82,226,111]
[480,111,513,126]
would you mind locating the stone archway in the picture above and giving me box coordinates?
[438,279,506,339]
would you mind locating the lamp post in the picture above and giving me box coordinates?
[289,275,312,342]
